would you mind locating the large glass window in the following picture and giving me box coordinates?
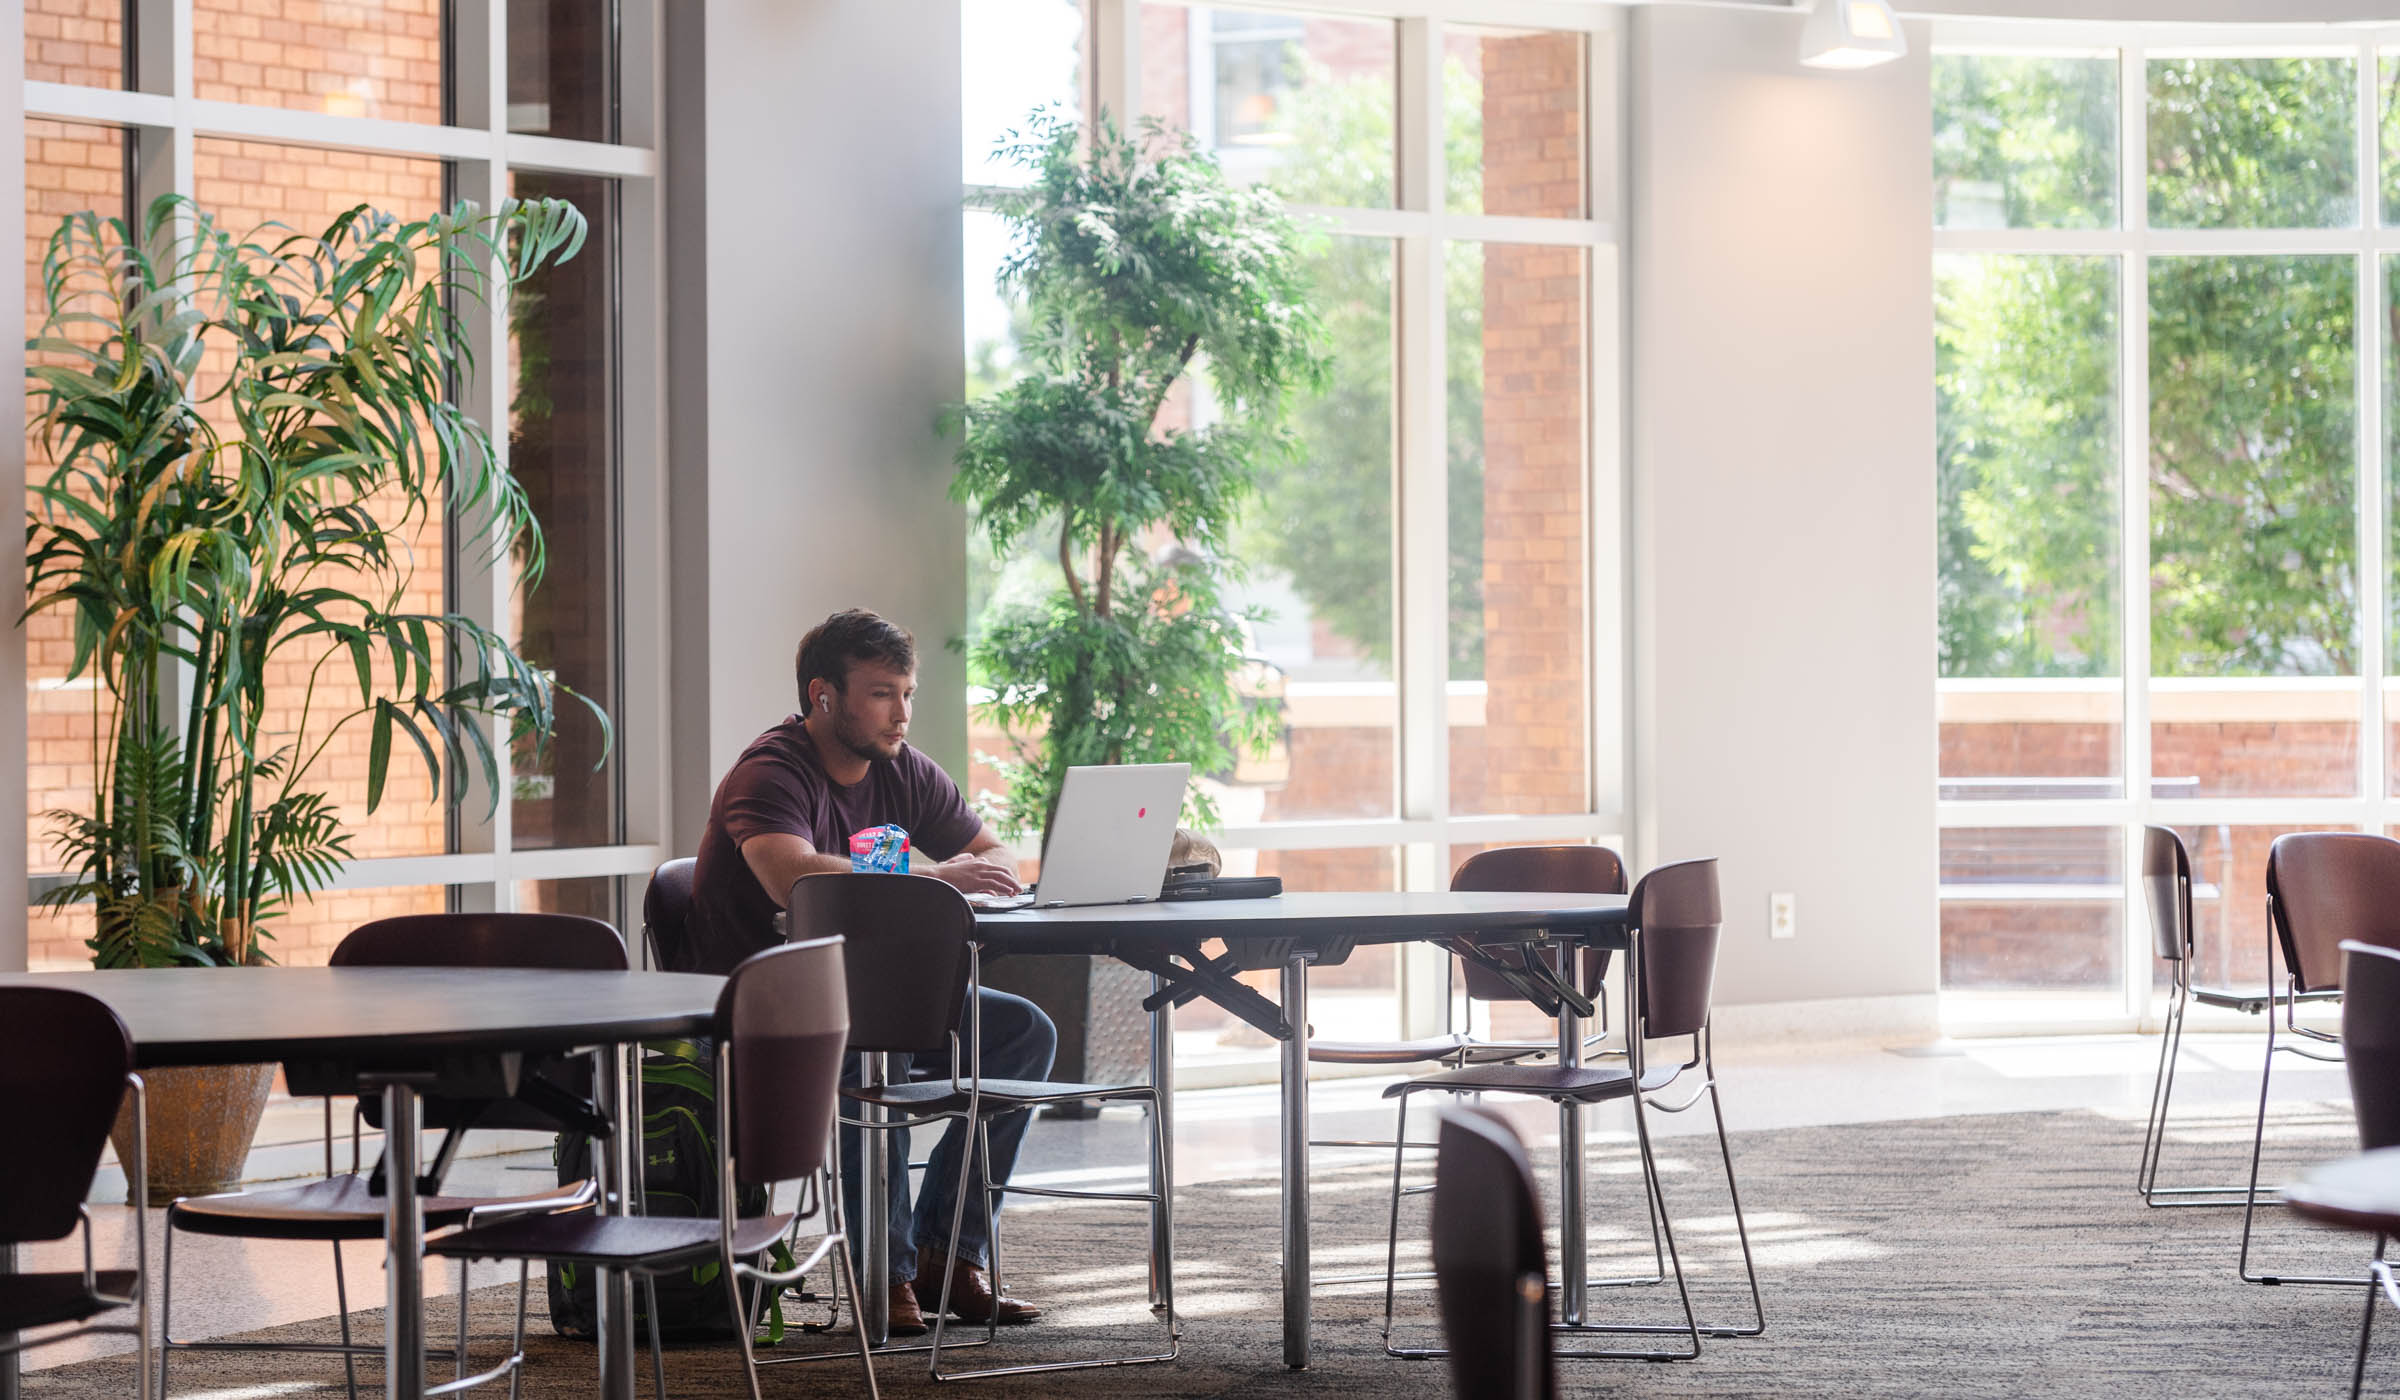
[193,0,445,122]
[1936,37,2400,1024]
[20,0,656,968]
[963,6,1618,1069]
[508,171,622,850]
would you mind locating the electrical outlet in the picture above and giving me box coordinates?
[1769,892,1797,940]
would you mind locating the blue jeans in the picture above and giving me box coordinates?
[839,986,1057,1281]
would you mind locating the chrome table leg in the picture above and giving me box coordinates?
[1558,978,1587,1325]
[862,1051,891,1346]
[1280,951,1314,1369]
[381,1081,425,1400]
[1148,979,1176,1310]
[597,1044,637,1400]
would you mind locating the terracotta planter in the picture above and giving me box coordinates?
[111,1060,277,1199]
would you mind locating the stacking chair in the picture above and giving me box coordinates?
[2138,825,2337,1207]
[642,858,696,971]
[799,872,1177,1380]
[1307,846,1647,1288]
[2278,940,2400,1398]
[2239,834,2400,1287]
[1378,858,1763,1362]
[1431,1107,1553,1400]
[0,987,151,1400]
[159,913,622,1398]
[432,936,879,1400]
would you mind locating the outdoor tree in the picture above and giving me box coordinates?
[1236,57,1493,680]
[1937,55,2375,681]
[949,113,1327,841]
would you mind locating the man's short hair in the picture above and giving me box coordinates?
[796,609,917,702]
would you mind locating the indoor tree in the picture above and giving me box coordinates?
[949,112,1327,841]
[26,192,600,967]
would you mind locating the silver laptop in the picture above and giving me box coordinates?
[970,762,1191,911]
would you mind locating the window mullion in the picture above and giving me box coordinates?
[2121,43,2155,1026]
[2357,47,2388,831]
[448,1,514,910]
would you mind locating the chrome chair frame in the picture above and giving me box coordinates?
[1310,946,1655,1292]
[818,941,1178,1382]
[2239,883,2366,1288]
[2135,825,2341,1209]
[1379,918,1763,1363]
[156,1083,595,1400]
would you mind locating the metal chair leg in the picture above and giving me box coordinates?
[1379,1090,1413,1352]
[726,1260,765,1400]
[2239,1006,2362,1287]
[156,1209,175,1400]
[2354,1236,2386,1400]
[1701,1076,1766,1337]
[1544,1086,1704,1361]
[333,1241,359,1400]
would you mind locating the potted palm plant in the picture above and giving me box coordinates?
[25,192,600,1195]
[948,112,1325,1092]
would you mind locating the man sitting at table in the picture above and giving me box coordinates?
[687,607,1053,1334]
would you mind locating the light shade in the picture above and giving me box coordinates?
[1799,0,1907,70]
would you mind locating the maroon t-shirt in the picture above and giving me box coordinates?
[683,716,983,974]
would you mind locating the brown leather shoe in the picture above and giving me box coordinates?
[912,1248,1043,1325]
[885,1281,929,1336]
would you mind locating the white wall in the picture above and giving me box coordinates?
[669,1,968,848]
[1629,6,1939,1008]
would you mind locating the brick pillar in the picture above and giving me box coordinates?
[1476,33,1585,816]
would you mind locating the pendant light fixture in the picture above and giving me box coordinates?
[1799,0,1907,70]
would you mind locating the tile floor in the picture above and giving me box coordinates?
[12,1029,2346,1373]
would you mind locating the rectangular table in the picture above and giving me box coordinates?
[0,966,724,1400]
[970,891,1631,1370]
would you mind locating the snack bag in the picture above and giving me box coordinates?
[849,824,912,874]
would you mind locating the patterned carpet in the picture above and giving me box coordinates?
[30,1099,2393,1398]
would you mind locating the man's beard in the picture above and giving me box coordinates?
[833,717,903,763]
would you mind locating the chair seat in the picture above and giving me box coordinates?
[844,1077,1155,1114]
[1387,1060,1683,1103]
[0,1271,137,1332]
[170,1173,596,1241]
[1307,1034,1573,1067]
[2192,985,2341,1014]
[428,1210,794,1268]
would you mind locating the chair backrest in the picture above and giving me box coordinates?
[1432,1106,1554,1400]
[2344,940,2400,1151]
[333,913,628,1133]
[2265,833,2400,994]
[644,858,697,971]
[1451,845,1628,1002]
[0,988,131,1244]
[2141,825,2193,964]
[331,912,629,970]
[784,873,975,1054]
[718,935,850,1185]
[1629,857,1722,1039]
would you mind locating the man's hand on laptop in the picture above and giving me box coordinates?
[927,852,1023,896]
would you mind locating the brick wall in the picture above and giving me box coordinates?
[24,0,121,86]
[1469,32,1586,817]
[193,0,442,122]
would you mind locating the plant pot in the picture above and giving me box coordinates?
[111,1061,277,1199]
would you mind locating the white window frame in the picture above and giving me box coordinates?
[1933,19,2400,1032]
[15,0,673,953]
[972,0,1628,1035]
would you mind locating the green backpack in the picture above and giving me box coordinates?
[546,1038,802,1341]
